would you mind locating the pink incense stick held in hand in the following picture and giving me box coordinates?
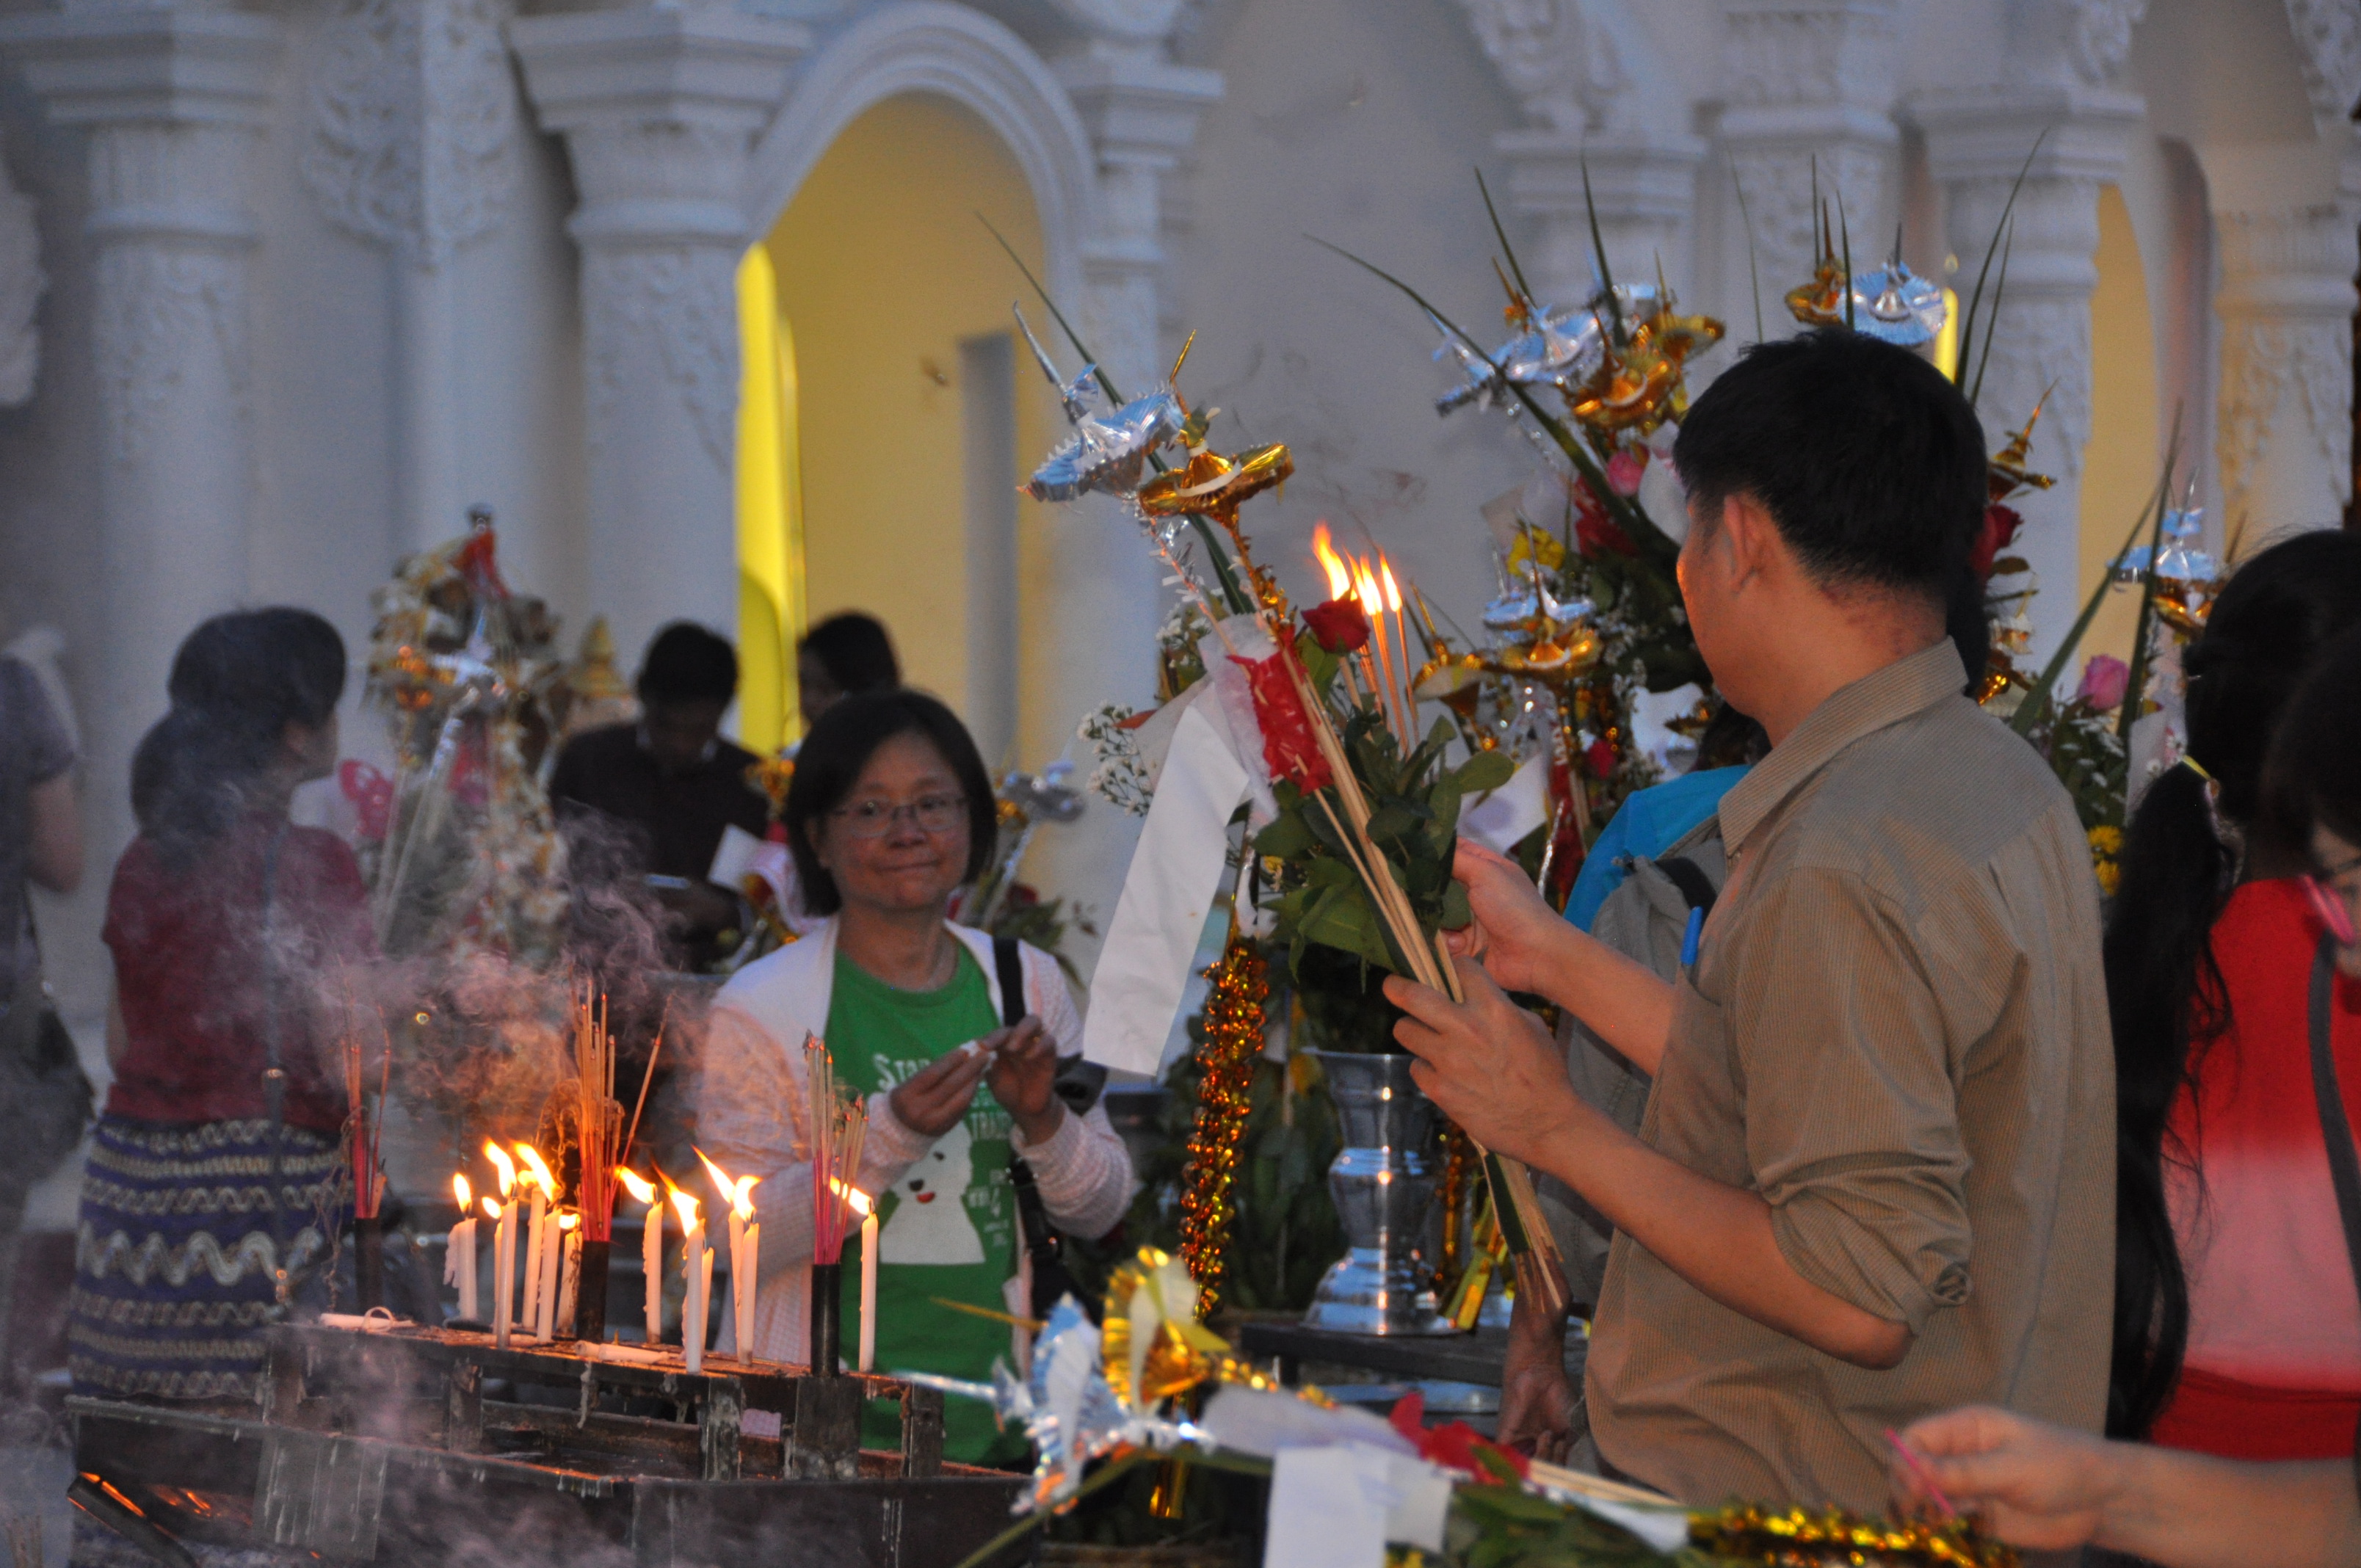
[805,1036,869,1267]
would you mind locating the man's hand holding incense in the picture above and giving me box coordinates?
[1385,961,1578,1171]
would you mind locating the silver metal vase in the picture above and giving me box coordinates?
[1303,1050,1454,1335]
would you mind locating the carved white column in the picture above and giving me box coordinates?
[2215,192,2360,535]
[1451,0,1705,304]
[1718,0,1901,327]
[0,131,42,407]
[0,4,281,858]
[509,7,808,658]
[1034,9,1219,959]
[305,0,525,549]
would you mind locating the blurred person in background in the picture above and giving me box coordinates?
[797,612,900,728]
[550,622,769,971]
[0,644,87,1362]
[71,609,368,1399]
[697,690,1128,1464]
[2104,532,2361,1456]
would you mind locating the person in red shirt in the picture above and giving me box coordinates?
[2108,531,2361,1456]
[70,608,370,1401]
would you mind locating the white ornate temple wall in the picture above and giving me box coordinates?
[0,0,2352,1010]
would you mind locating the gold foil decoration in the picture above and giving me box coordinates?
[1690,1503,2020,1568]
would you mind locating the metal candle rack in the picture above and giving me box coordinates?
[66,1323,1027,1568]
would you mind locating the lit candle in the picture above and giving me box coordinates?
[698,1152,761,1363]
[852,1188,878,1373]
[1380,557,1416,725]
[617,1169,661,1346]
[672,1187,706,1373]
[537,1202,564,1340]
[1356,561,1401,738]
[446,1174,479,1324]
[556,1213,581,1337]
[485,1141,519,1349]
[516,1144,555,1341]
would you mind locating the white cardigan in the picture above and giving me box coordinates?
[695,917,1133,1367]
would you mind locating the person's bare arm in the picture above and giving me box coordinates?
[1448,841,1675,1075]
[26,772,82,894]
[1496,1287,1581,1461]
[1895,1407,2361,1568]
[1387,965,1912,1369]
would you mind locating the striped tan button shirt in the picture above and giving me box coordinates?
[1586,640,2115,1512]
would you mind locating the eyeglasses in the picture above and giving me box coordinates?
[830,794,968,839]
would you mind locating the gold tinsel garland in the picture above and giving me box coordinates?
[1178,930,1269,1315]
[1689,1503,2020,1567]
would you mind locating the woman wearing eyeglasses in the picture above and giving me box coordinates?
[695,689,1131,1463]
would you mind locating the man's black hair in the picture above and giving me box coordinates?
[638,622,738,706]
[1672,328,1987,602]
[800,612,900,696]
[784,689,997,917]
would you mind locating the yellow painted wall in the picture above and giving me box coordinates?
[2077,185,2164,667]
[762,94,1053,741]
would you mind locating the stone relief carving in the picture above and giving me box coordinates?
[2281,0,2361,128]
[583,247,739,473]
[2067,0,2148,86]
[1728,142,1889,302]
[302,0,521,266]
[2219,317,2351,519]
[92,246,247,467]
[1971,295,2095,479]
[1452,0,1634,134]
[0,134,43,408]
[1722,1,1897,110]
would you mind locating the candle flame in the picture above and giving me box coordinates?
[614,1167,656,1206]
[696,1147,761,1221]
[1379,556,1404,612]
[452,1172,471,1211]
[830,1177,874,1218]
[514,1141,555,1196]
[481,1197,501,1222]
[483,1141,516,1198]
[1310,522,1352,600]
[558,1211,579,1232]
[669,1186,702,1232]
[1353,560,1383,617]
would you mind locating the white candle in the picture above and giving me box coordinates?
[537,1208,562,1340]
[698,1246,714,1371]
[644,1201,663,1345]
[556,1222,581,1337]
[446,1175,478,1324]
[858,1205,878,1373]
[493,1197,516,1350]
[673,1189,706,1373]
[522,1183,548,1338]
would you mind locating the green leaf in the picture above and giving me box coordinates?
[1363,803,1419,845]
[1299,885,1397,970]
[1254,811,1316,860]
[1452,748,1518,796]
[1441,880,1472,930]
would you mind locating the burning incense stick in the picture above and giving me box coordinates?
[804,1037,868,1267]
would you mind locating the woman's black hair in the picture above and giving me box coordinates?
[2264,623,2361,860]
[784,689,996,917]
[799,613,901,697]
[132,608,348,871]
[2106,529,2361,1439]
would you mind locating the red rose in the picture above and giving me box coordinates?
[1302,596,1371,654]
[1970,504,2023,582]
[1573,482,1636,559]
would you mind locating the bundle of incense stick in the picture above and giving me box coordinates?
[343,1010,390,1221]
[573,983,619,1244]
[804,1037,868,1266]
[1277,639,1569,1313]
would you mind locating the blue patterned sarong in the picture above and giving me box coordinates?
[68,1117,344,1401]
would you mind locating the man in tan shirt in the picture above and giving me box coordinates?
[1388,329,2113,1511]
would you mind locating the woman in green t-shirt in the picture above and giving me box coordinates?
[698,691,1132,1464]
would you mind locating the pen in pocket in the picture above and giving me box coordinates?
[1680,906,1704,973]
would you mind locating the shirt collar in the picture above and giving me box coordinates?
[1716,639,1968,854]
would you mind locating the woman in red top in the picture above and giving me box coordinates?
[70,609,370,1401]
[2108,532,2361,1454]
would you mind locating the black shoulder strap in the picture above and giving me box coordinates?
[2307,933,2361,1310]
[1655,855,1719,916]
[991,935,1026,1031]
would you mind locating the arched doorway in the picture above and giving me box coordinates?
[733,92,1057,763]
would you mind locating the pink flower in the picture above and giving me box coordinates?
[1605,448,1647,497]
[2076,653,2130,712]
